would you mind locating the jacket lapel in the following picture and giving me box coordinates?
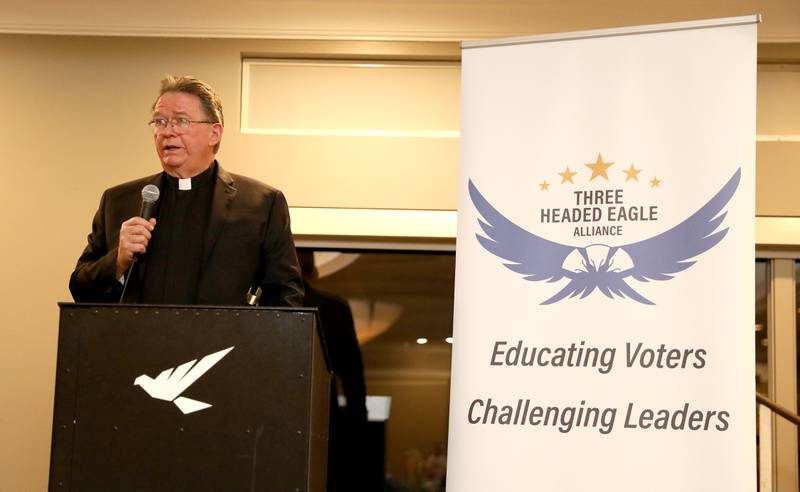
[203,164,237,268]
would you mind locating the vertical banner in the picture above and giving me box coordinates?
[449,17,757,491]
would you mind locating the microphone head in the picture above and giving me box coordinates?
[140,184,160,220]
[141,184,160,204]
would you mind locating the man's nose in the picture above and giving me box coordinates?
[161,121,179,135]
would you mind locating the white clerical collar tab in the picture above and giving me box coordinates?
[178,178,192,190]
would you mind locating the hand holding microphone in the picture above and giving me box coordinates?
[116,185,160,278]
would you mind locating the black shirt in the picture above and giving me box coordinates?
[139,162,216,304]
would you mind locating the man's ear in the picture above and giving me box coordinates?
[209,123,223,146]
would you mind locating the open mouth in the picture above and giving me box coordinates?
[163,145,181,152]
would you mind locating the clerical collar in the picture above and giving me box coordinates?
[164,161,216,191]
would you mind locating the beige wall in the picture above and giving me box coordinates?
[0,29,799,490]
[756,142,800,216]
[756,51,800,217]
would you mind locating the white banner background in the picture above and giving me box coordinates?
[449,18,756,491]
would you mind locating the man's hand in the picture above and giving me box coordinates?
[116,217,157,277]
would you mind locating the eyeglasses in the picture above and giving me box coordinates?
[148,116,214,134]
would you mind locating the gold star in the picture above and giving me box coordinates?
[650,177,662,188]
[539,180,550,191]
[558,166,577,184]
[622,164,642,182]
[585,153,614,181]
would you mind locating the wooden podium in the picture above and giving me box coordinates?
[50,303,331,491]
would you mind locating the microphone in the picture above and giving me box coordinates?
[133,185,160,261]
[134,184,160,259]
[140,184,160,220]
[120,184,160,303]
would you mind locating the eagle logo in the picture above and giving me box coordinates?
[134,346,234,414]
[469,168,740,305]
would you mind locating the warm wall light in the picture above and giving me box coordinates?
[416,337,428,345]
[445,337,453,344]
[756,135,800,142]
[350,299,403,345]
[313,252,360,278]
[291,208,457,239]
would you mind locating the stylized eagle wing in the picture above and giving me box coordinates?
[166,346,234,400]
[619,168,741,283]
[137,346,234,401]
[469,180,576,283]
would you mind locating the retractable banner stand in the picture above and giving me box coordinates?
[448,16,757,491]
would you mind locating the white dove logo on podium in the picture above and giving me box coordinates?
[134,346,234,414]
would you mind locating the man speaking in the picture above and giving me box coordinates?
[70,75,304,306]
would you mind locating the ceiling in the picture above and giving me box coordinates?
[1,0,798,42]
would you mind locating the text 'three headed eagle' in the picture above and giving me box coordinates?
[469,169,740,305]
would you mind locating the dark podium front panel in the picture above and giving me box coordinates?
[50,304,330,492]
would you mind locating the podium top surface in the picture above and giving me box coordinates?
[59,302,319,314]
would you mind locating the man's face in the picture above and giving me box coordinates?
[152,91,222,178]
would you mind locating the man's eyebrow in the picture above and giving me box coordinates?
[151,111,190,117]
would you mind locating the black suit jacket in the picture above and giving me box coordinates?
[302,282,367,492]
[69,163,304,306]
[303,282,367,422]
